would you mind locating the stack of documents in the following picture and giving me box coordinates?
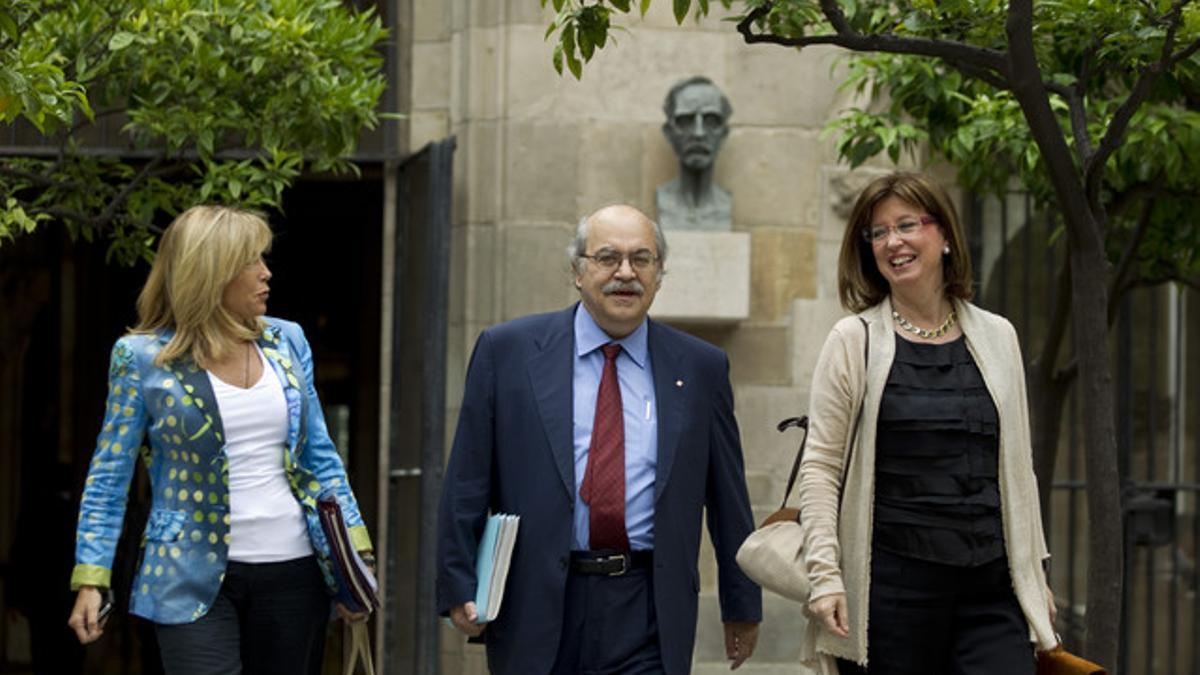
[473,513,520,623]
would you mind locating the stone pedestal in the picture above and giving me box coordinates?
[651,231,750,323]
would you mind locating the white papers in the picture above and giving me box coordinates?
[473,513,519,623]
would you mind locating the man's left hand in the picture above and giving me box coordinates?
[723,621,759,670]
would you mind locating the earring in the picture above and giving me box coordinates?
[943,244,950,255]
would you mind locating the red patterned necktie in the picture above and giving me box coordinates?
[579,343,629,551]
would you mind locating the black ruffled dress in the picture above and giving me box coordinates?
[873,334,1005,567]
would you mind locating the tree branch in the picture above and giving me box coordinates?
[1118,274,1200,296]
[1084,2,1192,221]
[67,107,127,137]
[949,60,1010,91]
[1055,198,1180,385]
[4,153,180,233]
[60,6,123,82]
[1005,0,1094,245]
[1064,41,1101,166]
[1107,196,1155,319]
[1168,35,1200,67]
[13,198,95,226]
[93,155,166,228]
[736,2,1008,78]
[0,163,69,189]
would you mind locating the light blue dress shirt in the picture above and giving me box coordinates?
[572,305,658,551]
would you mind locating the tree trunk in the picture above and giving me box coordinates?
[1067,244,1123,670]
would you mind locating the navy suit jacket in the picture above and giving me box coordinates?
[436,305,762,675]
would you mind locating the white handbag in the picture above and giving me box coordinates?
[735,416,812,602]
[736,318,869,603]
[735,512,810,602]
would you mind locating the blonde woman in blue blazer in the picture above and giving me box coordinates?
[67,206,373,674]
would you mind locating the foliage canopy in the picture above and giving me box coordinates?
[544,0,1200,290]
[0,0,388,264]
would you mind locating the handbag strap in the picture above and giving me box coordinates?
[777,316,871,510]
[343,622,376,675]
[776,416,809,510]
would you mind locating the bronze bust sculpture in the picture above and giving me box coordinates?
[656,76,733,231]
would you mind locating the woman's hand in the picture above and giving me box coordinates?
[335,602,370,624]
[67,586,105,644]
[808,592,850,638]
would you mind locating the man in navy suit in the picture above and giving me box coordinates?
[437,204,761,674]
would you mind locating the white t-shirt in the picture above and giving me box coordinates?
[207,345,313,563]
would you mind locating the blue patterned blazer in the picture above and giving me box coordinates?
[71,317,371,625]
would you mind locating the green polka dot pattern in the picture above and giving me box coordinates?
[71,319,373,624]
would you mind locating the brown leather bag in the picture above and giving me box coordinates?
[1036,646,1106,675]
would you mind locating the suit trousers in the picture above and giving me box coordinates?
[551,564,665,675]
[837,548,1036,675]
[153,555,331,675]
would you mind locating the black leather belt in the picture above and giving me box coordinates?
[569,550,654,576]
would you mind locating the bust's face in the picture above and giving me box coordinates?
[663,83,729,172]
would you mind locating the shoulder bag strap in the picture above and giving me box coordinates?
[776,416,809,510]
[776,316,872,510]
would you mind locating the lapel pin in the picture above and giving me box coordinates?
[675,379,683,388]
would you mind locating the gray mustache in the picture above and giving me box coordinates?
[603,280,644,296]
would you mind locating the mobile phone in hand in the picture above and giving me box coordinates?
[97,592,114,626]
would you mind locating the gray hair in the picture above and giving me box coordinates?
[662,75,733,120]
[566,214,669,279]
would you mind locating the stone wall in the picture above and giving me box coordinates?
[407,2,916,672]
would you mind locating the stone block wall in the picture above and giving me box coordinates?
[407,2,920,672]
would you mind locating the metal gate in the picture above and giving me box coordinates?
[969,193,1199,675]
[382,137,456,675]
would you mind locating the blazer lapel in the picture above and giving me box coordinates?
[528,307,577,500]
[649,321,685,503]
[257,324,306,454]
[155,331,227,448]
[174,363,225,446]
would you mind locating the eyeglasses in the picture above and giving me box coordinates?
[862,215,938,244]
[578,249,660,272]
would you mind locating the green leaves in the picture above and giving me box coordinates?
[827,108,927,168]
[0,11,18,42]
[542,0,732,77]
[546,3,612,79]
[562,21,582,78]
[0,197,48,244]
[107,31,135,50]
[1,0,389,262]
[674,0,692,23]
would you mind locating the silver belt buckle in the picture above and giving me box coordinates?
[601,553,628,576]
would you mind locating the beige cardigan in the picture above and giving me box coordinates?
[797,297,1057,669]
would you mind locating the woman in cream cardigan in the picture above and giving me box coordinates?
[798,172,1057,674]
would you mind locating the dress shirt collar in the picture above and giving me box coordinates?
[574,303,649,369]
